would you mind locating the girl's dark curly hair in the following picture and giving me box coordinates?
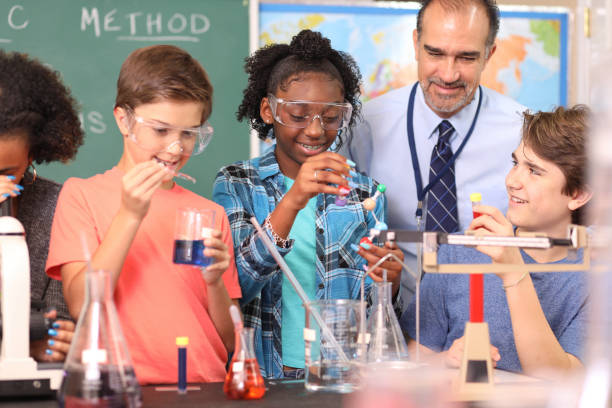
[237,29,362,145]
[0,50,83,164]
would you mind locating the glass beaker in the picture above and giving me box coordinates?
[223,327,265,400]
[173,208,215,267]
[58,269,141,408]
[304,299,361,393]
[366,282,409,363]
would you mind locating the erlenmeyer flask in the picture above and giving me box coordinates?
[223,327,265,400]
[366,282,409,362]
[58,269,141,407]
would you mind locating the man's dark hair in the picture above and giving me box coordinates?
[416,0,500,48]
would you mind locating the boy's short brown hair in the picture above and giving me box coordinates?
[115,45,213,121]
[521,105,590,224]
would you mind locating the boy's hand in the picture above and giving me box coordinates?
[201,229,230,285]
[467,205,523,265]
[356,241,403,296]
[120,161,169,220]
[444,335,500,368]
[283,152,351,211]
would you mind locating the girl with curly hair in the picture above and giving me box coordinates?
[213,30,404,378]
[0,50,84,362]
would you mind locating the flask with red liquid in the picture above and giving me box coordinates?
[223,305,265,400]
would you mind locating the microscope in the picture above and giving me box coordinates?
[0,199,63,398]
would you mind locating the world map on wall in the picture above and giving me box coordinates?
[260,5,567,111]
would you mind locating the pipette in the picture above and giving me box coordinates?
[229,305,243,330]
[174,172,196,184]
[250,216,349,363]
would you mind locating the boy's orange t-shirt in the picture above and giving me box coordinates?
[46,167,241,384]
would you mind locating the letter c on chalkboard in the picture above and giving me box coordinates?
[8,5,29,30]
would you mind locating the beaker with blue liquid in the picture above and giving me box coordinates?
[173,208,215,267]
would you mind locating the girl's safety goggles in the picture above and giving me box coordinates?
[267,94,353,131]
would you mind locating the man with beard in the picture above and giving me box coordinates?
[345,0,526,306]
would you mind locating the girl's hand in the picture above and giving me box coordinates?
[468,205,522,265]
[356,241,403,297]
[202,229,230,285]
[283,152,352,211]
[120,161,169,220]
[30,310,75,362]
[0,175,23,203]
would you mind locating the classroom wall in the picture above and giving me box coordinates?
[2,0,587,198]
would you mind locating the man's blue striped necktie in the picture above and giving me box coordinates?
[425,120,459,232]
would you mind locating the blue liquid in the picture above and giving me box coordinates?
[173,239,212,267]
[178,347,187,393]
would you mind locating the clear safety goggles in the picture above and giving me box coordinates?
[267,94,353,131]
[128,114,213,156]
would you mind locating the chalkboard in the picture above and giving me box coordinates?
[0,0,250,199]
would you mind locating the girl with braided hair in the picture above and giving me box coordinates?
[213,30,403,378]
[0,50,84,362]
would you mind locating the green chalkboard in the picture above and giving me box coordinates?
[0,0,249,198]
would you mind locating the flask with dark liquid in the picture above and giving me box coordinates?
[223,306,265,400]
[58,269,141,407]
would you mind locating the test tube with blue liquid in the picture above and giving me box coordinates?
[173,208,215,266]
[176,337,188,394]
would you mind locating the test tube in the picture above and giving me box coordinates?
[470,192,482,218]
[176,336,188,394]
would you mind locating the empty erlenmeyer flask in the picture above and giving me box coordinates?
[58,269,141,407]
[366,282,409,362]
[223,327,265,400]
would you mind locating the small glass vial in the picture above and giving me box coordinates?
[470,192,482,219]
[176,337,188,394]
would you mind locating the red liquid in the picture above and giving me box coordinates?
[470,207,484,322]
[360,237,372,246]
[470,274,484,322]
[223,359,265,400]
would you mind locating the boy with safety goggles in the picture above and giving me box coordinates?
[46,45,241,384]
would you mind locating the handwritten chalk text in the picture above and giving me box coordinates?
[81,7,210,42]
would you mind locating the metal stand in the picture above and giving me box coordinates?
[379,225,590,401]
[456,322,494,399]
